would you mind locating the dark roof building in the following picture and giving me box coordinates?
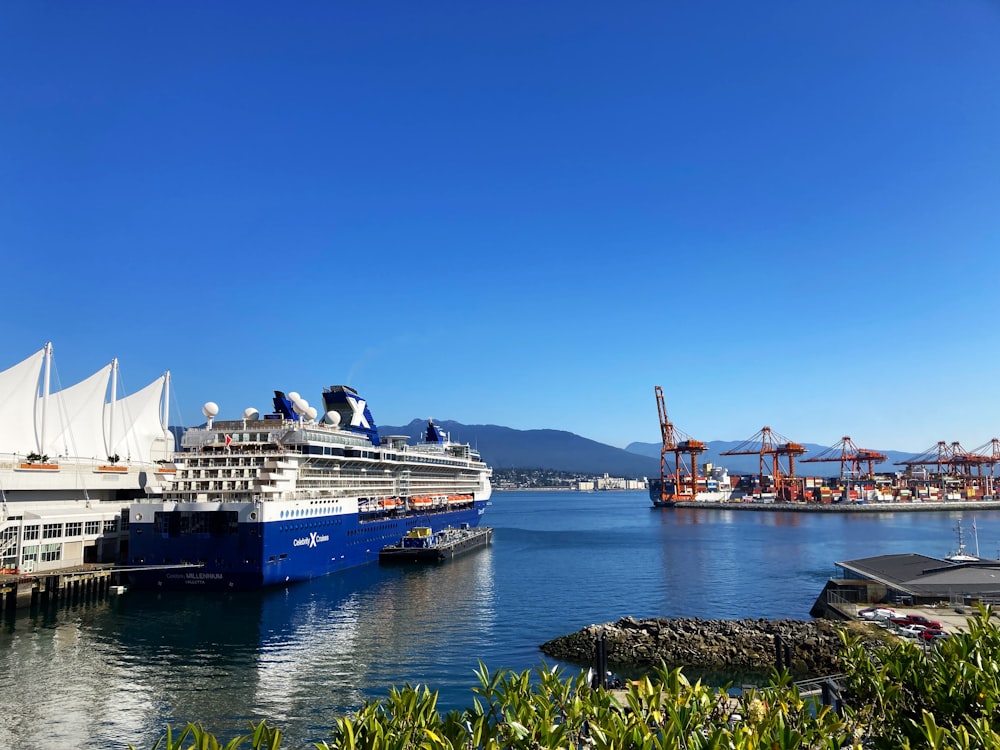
[811,553,1000,617]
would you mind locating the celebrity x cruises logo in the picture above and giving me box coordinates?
[347,396,371,428]
[293,531,331,548]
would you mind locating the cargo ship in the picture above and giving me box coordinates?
[649,465,741,507]
[126,386,492,590]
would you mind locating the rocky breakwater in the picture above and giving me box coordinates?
[540,617,846,676]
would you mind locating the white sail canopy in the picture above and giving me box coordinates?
[38,363,113,460]
[0,345,169,464]
[106,374,167,464]
[0,347,45,455]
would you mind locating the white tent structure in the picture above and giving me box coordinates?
[0,343,176,573]
[0,343,172,465]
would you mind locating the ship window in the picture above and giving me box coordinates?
[279,553,288,560]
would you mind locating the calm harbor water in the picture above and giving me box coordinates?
[2,490,998,749]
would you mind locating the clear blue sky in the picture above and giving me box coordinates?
[2,2,999,454]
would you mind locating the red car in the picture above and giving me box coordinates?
[890,614,942,630]
[905,614,943,629]
[920,628,945,642]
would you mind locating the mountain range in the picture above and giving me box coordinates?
[377,420,914,478]
[378,420,660,477]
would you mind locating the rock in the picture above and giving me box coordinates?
[539,617,848,676]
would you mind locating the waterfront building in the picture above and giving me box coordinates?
[0,344,172,572]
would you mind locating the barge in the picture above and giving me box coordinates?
[379,524,493,564]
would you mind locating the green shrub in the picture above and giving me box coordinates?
[839,604,1000,749]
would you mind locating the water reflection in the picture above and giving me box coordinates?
[3,495,1000,750]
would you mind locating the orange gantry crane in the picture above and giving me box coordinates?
[894,441,958,474]
[894,440,987,501]
[800,436,887,480]
[653,385,706,504]
[720,426,806,500]
[956,438,1000,497]
[956,438,1000,476]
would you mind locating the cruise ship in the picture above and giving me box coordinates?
[0,344,173,574]
[126,386,492,590]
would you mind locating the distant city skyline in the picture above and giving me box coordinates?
[2,2,999,453]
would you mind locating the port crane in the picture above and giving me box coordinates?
[800,436,887,480]
[894,441,958,475]
[720,426,806,500]
[896,440,971,497]
[957,438,1000,474]
[956,438,1000,497]
[654,385,706,503]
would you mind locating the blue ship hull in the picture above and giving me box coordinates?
[128,501,489,591]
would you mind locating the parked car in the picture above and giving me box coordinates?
[919,628,945,642]
[859,607,897,621]
[896,624,926,638]
[890,614,943,630]
[904,614,942,629]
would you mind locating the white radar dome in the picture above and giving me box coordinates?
[202,402,220,418]
[243,407,260,420]
[305,405,318,421]
[287,391,301,403]
[323,410,341,426]
[292,398,309,416]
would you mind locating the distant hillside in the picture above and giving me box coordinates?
[625,440,913,476]
[379,420,659,478]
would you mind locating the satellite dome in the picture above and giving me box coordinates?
[243,407,260,420]
[202,402,220,418]
[323,410,341,426]
[287,391,301,403]
[305,405,318,421]
[292,398,309,416]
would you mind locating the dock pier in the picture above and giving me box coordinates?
[0,565,119,611]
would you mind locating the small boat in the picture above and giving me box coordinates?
[945,518,980,562]
[379,524,493,564]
